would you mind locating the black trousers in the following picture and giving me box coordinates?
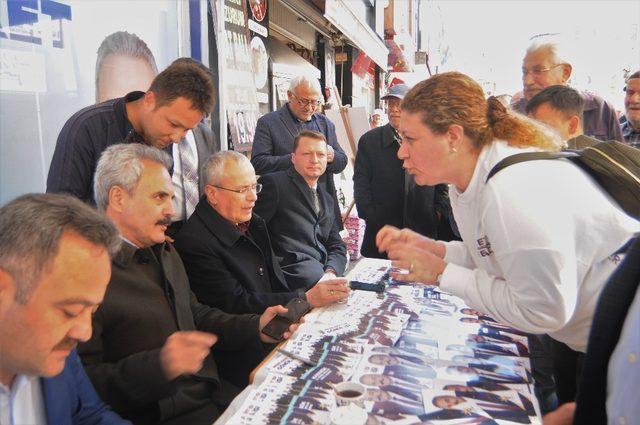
[549,336,585,404]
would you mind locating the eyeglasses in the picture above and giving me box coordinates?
[210,183,262,195]
[290,92,323,107]
[521,64,564,77]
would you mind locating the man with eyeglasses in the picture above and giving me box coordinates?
[511,35,622,142]
[174,151,349,370]
[251,75,348,229]
[80,144,300,423]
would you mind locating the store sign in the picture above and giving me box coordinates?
[0,0,71,47]
[335,51,348,63]
[247,0,269,113]
[223,0,260,152]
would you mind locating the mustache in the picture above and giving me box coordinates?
[53,338,77,352]
[156,217,172,226]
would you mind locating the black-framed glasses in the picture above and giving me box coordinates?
[521,64,564,77]
[290,92,323,107]
[210,183,262,194]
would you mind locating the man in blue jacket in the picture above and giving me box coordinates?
[0,193,127,425]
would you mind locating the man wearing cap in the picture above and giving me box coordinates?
[353,84,457,259]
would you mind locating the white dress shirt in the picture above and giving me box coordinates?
[606,286,640,425]
[0,375,47,425]
[171,130,198,222]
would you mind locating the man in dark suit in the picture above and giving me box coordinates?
[79,144,299,424]
[543,237,640,425]
[354,83,456,258]
[0,193,127,424]
[175,150,349,314]
[250,75,348,228]
[254,130,347,290]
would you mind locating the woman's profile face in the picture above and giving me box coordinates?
[398,111,450,186]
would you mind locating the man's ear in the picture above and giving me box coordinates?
[561,63,572,83]
[0,268,17,310]
[143,91,156,110]
[108,186,127,213]
[568,115,580,137]
[204,185,218,206]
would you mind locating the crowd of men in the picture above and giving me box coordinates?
[0,32,638,425]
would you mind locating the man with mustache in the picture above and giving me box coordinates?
[0,193,128,424]
[252,130,348,289]
[354,83,456,259]
[78,143,298,424]
[511,34,622,142]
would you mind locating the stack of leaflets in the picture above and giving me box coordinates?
[226,259,540,424]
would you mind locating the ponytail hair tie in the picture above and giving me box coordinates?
[487,96,508,127]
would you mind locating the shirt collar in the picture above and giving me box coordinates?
[286,102,314,124]
[382,124,401,148]
[113,238,169,268]
[622,120,640,136]
[114,91,145,139]
[196,199,258,247]
[120,236,140,249]
[0,374,37,393]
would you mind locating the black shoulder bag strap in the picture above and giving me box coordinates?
[485,151,581,183]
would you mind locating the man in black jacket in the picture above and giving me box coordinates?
[174,150,349,313]
[254,130,347,290]
[47,58,218,230]
[543,237,640,425]
[78,144,298,425]
[354,84,456,258]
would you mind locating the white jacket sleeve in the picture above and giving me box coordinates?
[439,181,580,335]
[443,240,475,268]
[440,249,577,334]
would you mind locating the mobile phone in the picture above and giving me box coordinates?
[261,298,311,341]
[349,280,386,293]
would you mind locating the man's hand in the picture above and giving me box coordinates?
[543,402,575,425]
[160,331,218,381]
[306,278,350,307]
[376,225,445,258]
[327,145,335,163]
[259,305,302,343]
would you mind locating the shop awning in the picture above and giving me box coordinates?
[270,37,321,80]
[324,0,388,71]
